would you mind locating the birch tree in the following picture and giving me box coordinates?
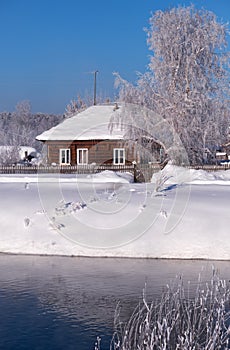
[12,100,33,146]
[115,5,230,164]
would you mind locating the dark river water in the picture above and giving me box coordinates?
[0,254,229,350]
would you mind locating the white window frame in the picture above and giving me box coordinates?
[113,148,125,165]
[59,148,71,165]
[77,148,88,165]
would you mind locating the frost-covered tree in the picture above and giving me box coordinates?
[115,5,230,164]
[0,146,19,166]
[0,101,65,160]
[64,95,87,118]
[64,94,112,118]
[11,100,33,146]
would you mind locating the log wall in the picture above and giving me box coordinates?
[46,140,136,165]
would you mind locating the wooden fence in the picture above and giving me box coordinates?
[186,164,230,172]
[0,163,161,182]
[0,163,229,182]
[0,164,134,175]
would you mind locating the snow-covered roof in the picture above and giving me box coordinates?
[36,104,124,141]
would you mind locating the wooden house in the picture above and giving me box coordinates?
[36,104,135,166]
[36,104,165,166]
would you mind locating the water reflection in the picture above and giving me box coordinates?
[0,254,229,350]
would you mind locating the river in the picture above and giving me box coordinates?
[0,254,229,349]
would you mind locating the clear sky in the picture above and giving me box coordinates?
[0,0,230,114]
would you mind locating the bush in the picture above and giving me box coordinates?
[0,146,20,166]
[110,270,230,349]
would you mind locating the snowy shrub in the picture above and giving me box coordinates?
[152,171,171,193]
[110,270,230,349]
[0,146,20,165]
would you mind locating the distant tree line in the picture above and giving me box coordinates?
[0,100,66,165]
[0,100,65,153]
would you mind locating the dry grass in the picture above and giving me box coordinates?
[110,269,230,350]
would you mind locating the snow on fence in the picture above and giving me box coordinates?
[0,163,229,181]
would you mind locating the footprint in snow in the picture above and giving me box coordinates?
[49,222,65,231]
[160,210,168,219]
[24,217,30,227]
[139,204,146,212]
[35,210,46,215]
[57,223,65,230]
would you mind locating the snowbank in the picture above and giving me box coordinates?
[152,163,230,185]
[0,168,229,260]
[0,170,133,184]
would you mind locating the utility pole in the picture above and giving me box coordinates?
[93,70,98,105]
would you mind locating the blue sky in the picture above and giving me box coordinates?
[0,0,230,114]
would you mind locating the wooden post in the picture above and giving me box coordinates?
[93,70,98,105]
[133,161,137,183]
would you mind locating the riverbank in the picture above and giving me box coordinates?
[0,165,230,260]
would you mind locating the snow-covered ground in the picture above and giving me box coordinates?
[0,165,230,260]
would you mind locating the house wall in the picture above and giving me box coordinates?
[46,140,136,165]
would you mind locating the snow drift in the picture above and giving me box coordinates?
[0,167,229,260]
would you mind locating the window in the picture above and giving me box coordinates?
[77,148,88,165]
[113,148,125,165]
[60,149,71,165]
